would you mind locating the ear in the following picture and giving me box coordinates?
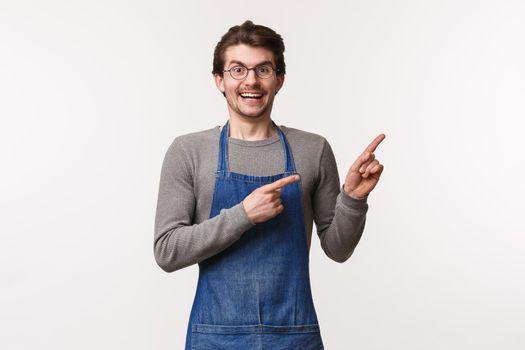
[275,74,285,93]
[214,74,225,94]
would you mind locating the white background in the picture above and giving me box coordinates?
[1,0,524,349]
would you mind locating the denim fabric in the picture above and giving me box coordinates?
[185,121,323,349]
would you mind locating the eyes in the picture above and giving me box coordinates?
[225,64,276,79]
[255,65,272,75]
[230,66,246,75]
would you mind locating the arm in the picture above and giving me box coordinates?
[313,140,369,263]
[153,138,254,272]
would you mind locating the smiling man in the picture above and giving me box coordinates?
[216,44,283,121]
[154,20,385,350]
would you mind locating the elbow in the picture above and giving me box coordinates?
[154,227,196,272]
[330,249,354,263]
[153,242,181,273]
[320,235,355,263]
[322,241,355,263]
[154,252,176,273]
[155,258,177,273]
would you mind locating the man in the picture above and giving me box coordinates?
[154,20,384,350]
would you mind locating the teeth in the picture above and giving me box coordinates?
[240,93,262,98]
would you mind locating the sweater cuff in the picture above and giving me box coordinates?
[230,202,256,232]
[340,185,368,210]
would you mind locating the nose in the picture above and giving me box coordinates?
[243,68,258,84]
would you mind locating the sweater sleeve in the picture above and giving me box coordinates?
[312,139,369,262]
[153,138,255,272]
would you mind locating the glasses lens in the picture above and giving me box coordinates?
[230,66,247,79]
[255,65,274,78]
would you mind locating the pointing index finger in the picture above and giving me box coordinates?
[364,133,386,153]
[263,174,300,192]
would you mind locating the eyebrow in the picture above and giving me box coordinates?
[227,60,274,68]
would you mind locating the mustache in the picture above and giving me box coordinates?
[238,84,264,94]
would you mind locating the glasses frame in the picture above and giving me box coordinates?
[223,63,279,80]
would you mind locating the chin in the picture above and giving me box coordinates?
[241,108,269,119]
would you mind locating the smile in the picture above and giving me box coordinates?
[239,92,263,99]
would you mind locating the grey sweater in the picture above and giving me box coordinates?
[154,124,368,272]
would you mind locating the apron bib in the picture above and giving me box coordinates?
[185,121,323,350]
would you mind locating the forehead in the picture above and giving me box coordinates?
[223,44,275,67]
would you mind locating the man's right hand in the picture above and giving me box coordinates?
[242,174,300,224]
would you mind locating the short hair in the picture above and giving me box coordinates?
[212,20,286,77]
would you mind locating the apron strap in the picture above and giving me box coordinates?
[217,121,230,173]
[217,120,296,173]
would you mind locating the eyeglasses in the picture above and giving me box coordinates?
[223,64,278,80]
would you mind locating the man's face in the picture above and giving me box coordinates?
[215,44,284,122]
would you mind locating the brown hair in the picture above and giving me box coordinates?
[212,20,286,76]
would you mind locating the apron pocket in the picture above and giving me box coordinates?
[191,324,323,350]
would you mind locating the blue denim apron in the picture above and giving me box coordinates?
[185,121,323,350]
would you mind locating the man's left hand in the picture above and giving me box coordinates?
[343,134,385,199]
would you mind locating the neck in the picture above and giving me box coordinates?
[228,116,276,141]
